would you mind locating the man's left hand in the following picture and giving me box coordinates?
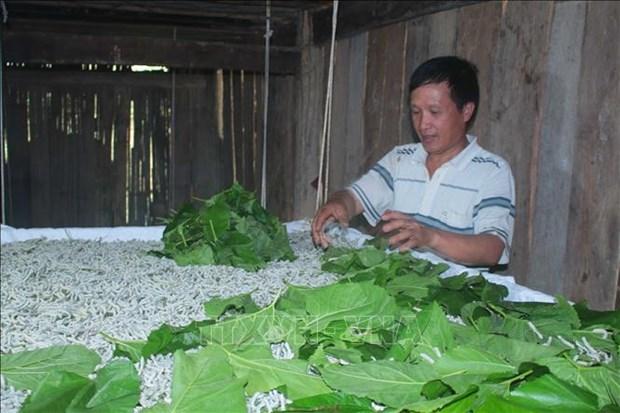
[380,210,436,252]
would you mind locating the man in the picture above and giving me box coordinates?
[311,56,515,267]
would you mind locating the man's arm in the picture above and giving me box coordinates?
[311,190,364,248]
[381,210,504,266]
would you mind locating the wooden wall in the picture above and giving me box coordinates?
[2,68,296,227]
[295,1,620,309]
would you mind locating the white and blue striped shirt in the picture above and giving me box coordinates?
[348,135,516,264]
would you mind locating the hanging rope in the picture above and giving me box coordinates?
[169,27,177,210]
[0,6,6,224]
[0,1,6,24]
[315,0,339,211]
[260,0,272,209]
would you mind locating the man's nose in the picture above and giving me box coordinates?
[419,112,431,130]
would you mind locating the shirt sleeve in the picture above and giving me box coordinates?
[346,148,399,226]
[472,163,516,265]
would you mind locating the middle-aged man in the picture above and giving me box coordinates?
[311,56,515,267]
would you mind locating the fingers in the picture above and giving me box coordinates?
[311,205,340,249]
[381,210,409,221]
[384,217,431,251]
[381,217,414,234]
[311,211,328,247]
[388,229,418,250]
[316,217,334,248]
[396,238,419,252]
[380,211,416,233]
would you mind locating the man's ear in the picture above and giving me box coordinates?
[462,102,475,123]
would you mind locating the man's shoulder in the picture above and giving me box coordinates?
[392,143,423,156]
[468,144,511,172]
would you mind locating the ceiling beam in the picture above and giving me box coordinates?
[312,0,483,44]
[5,17,298,48]
[3,31,300,74]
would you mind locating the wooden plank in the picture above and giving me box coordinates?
[97,86,117,226]
[189,74,216,199]
[3,31,300,74]
[401,18,429,142]
[401,8,458,144]
[171,78,193,208]
[455,2,503,144]
[6,70,197,88]
[66,92,79,226]
[76,88,99,226]
[327,32,367,194]
[232,71,247,189]
[218,73,235,194]
[48,90,69,226]
[362,23,408,171]
[529,1,587,296]
[223,70,237,187]
[47,89,62,226]
[4,87,31,227]
[292,13,327,219]
[266,75,296,220]
[483,1,555,284]
[7,14,299,48]
[427,10,458,56]
[251,72,265,199]
[148,89,171,222]
[127,91,141,225]
[7,1,302,21]
[564,1,620,310]
[111,87,129,225]
[313,0,481,44]
[28,89,52,226]
[238,71,255,191]
[142,91,155,225]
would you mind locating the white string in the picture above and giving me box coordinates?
[0,22,6,224]
[260,0,272,209]
[315,0,339,211]
[169,27,177,210]
[0,1,7,24]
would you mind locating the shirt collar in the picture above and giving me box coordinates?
[412,134,480,170]
[449,135,480,170]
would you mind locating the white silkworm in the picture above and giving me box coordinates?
[246,389,291,413]
[432,346,442,358]
[419,352,435,364]
[527,321,544,340]
[591,328,610,340]
[556,335,576,349]
[372,401,387,412]
[1,231,337,413]
[270,342,294,360]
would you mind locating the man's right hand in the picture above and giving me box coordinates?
[311,190,362,249]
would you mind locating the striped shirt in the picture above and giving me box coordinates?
[348,135,516,264]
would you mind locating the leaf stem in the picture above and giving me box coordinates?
[209,220,218,242]
[501,369,533,385]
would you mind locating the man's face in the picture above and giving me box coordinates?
[410,81,474,158]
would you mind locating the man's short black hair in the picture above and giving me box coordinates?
[409,56,480,129]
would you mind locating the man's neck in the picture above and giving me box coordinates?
[425,137,469,177]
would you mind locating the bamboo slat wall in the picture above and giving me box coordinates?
[295,1,620,309]
[2,69,296,227]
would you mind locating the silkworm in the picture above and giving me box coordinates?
[1,230,337,413]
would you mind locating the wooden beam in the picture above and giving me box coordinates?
[312,0,482,44]
[5,0,311,21]
[5,16,298,48]
[3,31,300,74]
